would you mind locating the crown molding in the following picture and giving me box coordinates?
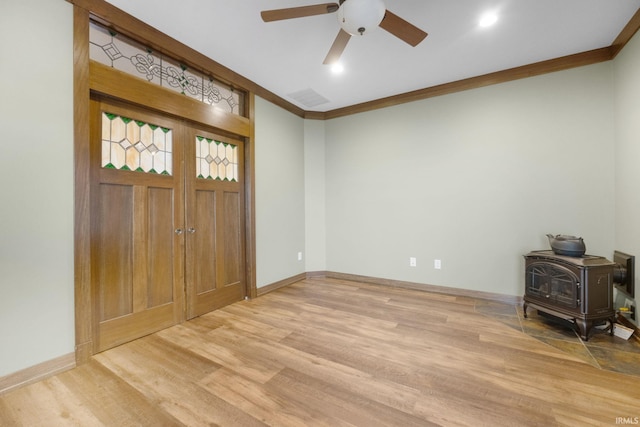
[314,47,613,120]
[68,0,640,121]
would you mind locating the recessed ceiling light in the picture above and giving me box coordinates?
[331,62,344,74]
[479,12,498,28]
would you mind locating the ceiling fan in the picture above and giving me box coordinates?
[261,0,428,64]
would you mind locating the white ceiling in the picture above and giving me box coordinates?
[104,0,640,112]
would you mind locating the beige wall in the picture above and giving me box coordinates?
[614,28,640,315]
[0,0,75,377]
[254,97,306,287]
[303,120,327,272]
[323,63,616,297]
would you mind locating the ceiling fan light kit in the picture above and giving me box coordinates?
[261,0,428,64]
[337,0,386,36]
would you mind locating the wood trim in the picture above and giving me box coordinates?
[89,62,251,138]
[256,273,307,297]
[256,270,522,305]
[319,47,614,119]
[324,271,523,305]
[73,4,93,366]
[611,7,640,58]
[303,111,327,121]
[306,270,328,278]
[245,94,258,299]
[0,353,75,395]
[307,14,640,119]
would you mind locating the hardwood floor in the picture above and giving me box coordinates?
[1,277,639,426]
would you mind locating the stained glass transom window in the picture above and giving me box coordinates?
[89,22,244,116]
[102,112,173,175]
[196,136,238,182]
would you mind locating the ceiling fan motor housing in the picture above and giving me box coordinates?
[338,0,386,36]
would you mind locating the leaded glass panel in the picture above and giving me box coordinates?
[195,136,238,182]
[102,112,173,175]
[89,22,244,115]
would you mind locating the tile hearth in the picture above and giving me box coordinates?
[474,299,640,377]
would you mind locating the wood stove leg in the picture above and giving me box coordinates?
[523,302,528,318]
[609,316,615,336]
[575,318,591,341]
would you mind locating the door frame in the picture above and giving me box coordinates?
[72,1,257,364]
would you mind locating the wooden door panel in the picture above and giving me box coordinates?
[97,183,134,321]
[194,190,217,295]
[95,183,182,352]
[98,304,176,351]
[223,191,241,286]
[147,187,175,307]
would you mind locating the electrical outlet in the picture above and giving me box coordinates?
[297,252,303,261]
[434,259,441,269]
[409,257,417,267]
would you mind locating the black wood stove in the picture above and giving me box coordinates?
[523,250,615,340]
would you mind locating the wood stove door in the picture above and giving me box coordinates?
[525,262,579,311]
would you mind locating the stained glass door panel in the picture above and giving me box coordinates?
[101,112,173,175]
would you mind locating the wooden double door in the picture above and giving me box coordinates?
[90,97,246,352]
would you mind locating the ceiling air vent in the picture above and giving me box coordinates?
[287,88,330,108]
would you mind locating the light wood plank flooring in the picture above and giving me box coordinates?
[1,277,639,426]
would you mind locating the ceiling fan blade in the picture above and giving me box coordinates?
[323,29,351,64]
[379,10,428,47]
[261,3,339,22]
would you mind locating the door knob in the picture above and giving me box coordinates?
[175,228,183,235]
[188,227,196,234]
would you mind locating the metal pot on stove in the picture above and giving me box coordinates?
[546,234,586,257]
